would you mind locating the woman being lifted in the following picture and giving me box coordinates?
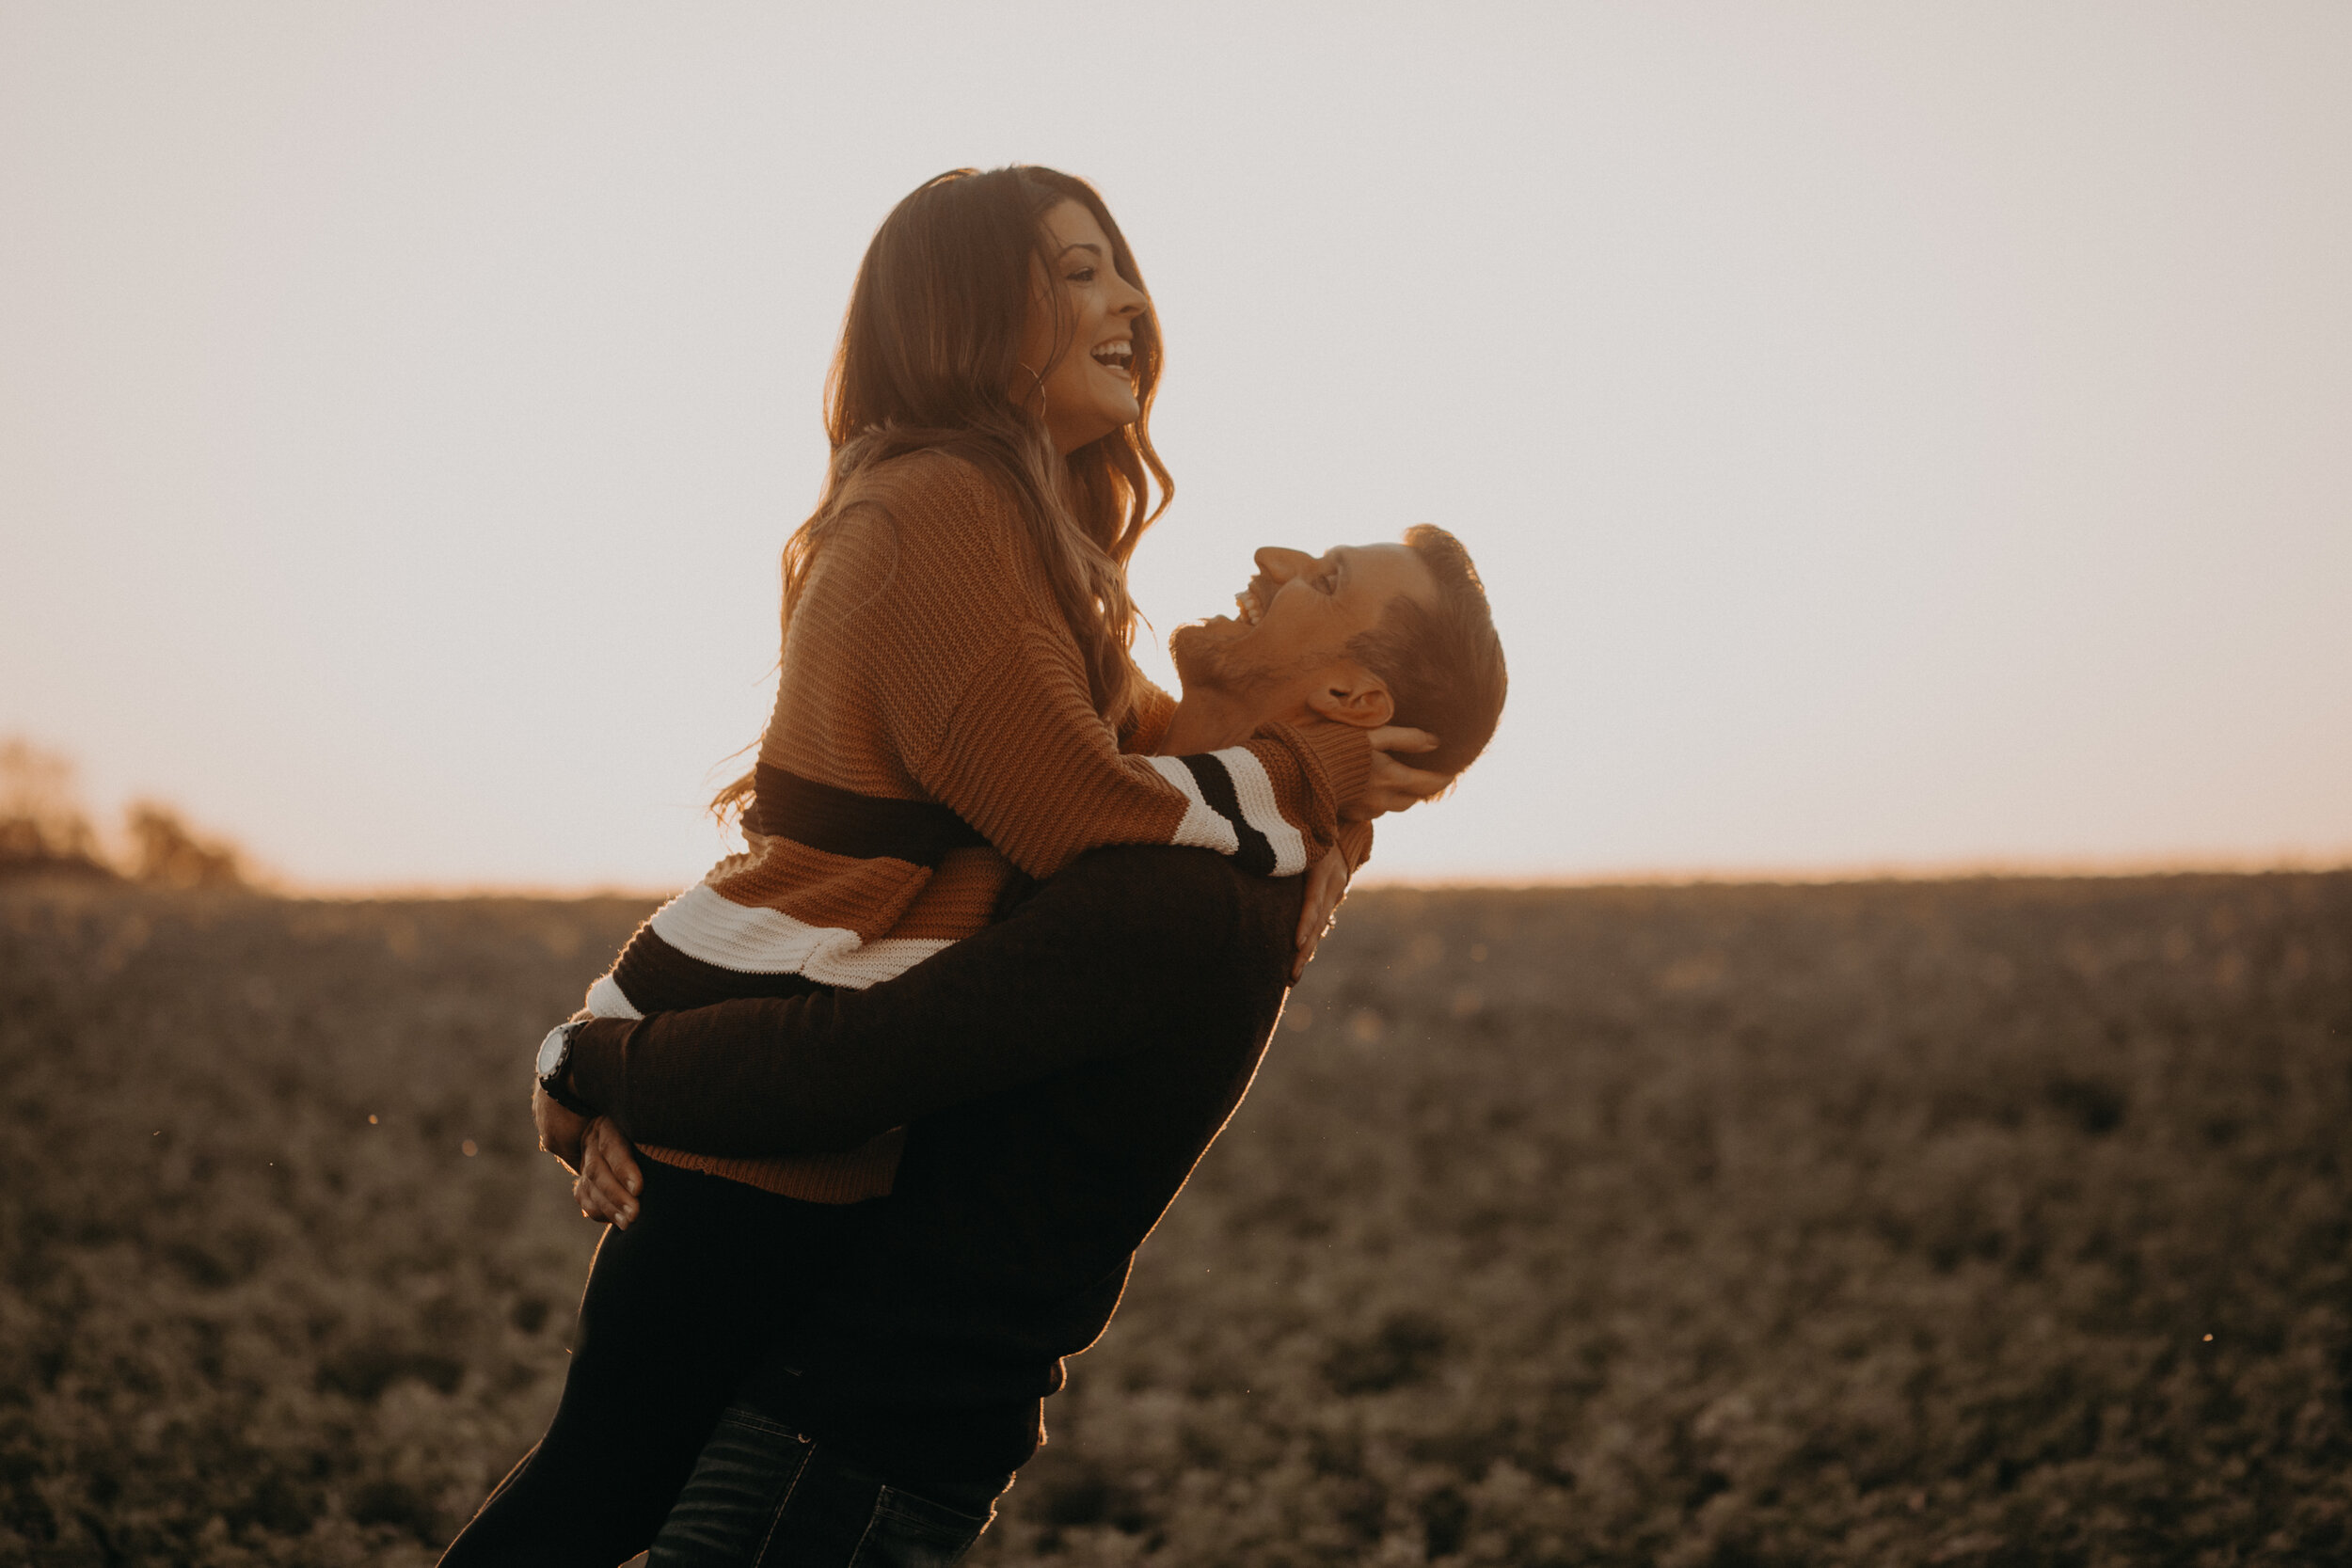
[439,165,1441,1566]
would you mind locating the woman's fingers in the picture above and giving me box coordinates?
[1334,728,1448,823]
[1366,725,1439,756]
[1294,850,1346,946]
[1293,848,1351,980]
[1362,752,1454,816]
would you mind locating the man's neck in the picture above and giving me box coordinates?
[1157,690,1277,755]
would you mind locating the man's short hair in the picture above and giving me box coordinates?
[1347,525,1506,778]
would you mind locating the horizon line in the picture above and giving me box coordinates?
[217,847,2352,903]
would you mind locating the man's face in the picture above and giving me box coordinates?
[1169,542,1438,722]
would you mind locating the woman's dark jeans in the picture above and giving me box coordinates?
[437,1160,866,1567]
[650,1402,1010,1567]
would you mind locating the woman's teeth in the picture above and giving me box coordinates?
[1089,341,1133,371]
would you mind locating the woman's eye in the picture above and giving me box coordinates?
[1067,267,1096,283]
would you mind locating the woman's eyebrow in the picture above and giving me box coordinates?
[1057,242,1104,259]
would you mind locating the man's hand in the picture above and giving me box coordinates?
[1347,726,1449,821]
[1293,847,1350,982]
[574,1117,644,1228]
[532,1080,589,1174]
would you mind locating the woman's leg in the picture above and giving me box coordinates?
[437,1161,857,1567]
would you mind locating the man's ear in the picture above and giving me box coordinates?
[1302,663,1395,729]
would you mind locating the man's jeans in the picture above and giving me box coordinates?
[647,1401,1012,1568]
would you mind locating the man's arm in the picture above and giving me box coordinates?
[563,847,1285,1160]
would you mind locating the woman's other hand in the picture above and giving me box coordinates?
[574,1117,644,1228]
[532,1080,589,1173]
[1293,847,1351,982]
[1345,726,1448,821]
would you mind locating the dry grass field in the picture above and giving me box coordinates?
[2,870,2346,1566]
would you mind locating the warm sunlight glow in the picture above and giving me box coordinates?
[3,3,2346,891]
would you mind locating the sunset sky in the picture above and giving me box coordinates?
[4,2,2346,891]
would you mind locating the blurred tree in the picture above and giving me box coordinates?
[125,800,244,888]
[0,736,112,877]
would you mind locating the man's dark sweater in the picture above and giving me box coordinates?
[564,845,1303,1478]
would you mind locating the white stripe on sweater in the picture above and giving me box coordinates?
[1144,754,1241,856]
[584,973,644,1020]
[649,882,953,991]
[1213,746,1311,876]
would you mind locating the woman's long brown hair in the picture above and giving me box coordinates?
[714,166,1172,825]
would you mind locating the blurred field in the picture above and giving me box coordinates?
[2,872,2346,1567]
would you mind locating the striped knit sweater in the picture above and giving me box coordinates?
[584,451,1371,1201]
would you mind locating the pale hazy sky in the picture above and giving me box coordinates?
[3,2,2347,890]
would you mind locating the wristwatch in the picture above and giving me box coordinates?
[535,1021,593,1116]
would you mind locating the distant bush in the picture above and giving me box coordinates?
[0,738,110,878]
[124,800,245,888]
[0,736,244,886]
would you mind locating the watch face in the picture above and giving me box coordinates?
[535,1024,568,1079]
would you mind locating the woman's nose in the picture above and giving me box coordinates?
[1111,272,1148,317]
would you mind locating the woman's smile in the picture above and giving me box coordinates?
[1017,199,1150,453]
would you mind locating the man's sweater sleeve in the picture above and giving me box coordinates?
[564,846,1264,1158]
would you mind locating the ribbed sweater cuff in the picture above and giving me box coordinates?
[1336,819,1375,875]
[1273,719,1375,837]
[565,1018,636,1124]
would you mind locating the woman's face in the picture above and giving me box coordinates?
[1015,199,1150,455]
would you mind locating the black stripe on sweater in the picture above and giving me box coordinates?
[610,923,834,1011]
[752,763,988,867]
[1178,753,1276,877]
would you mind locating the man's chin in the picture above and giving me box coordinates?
[1168,625,1226,692]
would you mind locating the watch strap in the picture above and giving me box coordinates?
[540,1022,595,1117]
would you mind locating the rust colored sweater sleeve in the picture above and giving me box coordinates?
[1120,678,1178,754]
[914,626,1369,880]
[845,462,1371,880]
